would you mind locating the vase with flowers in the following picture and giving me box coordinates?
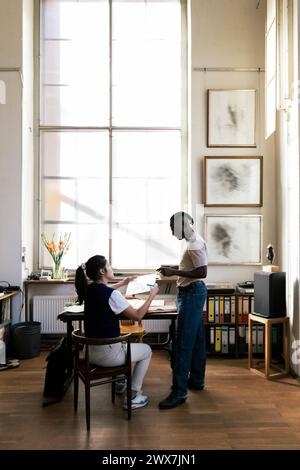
[41,232,71,279]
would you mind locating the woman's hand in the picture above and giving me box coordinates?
[149,284,159,297]
[113,275,137,290]
[121,275,137,286]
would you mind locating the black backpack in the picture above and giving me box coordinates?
[43,337,70,406]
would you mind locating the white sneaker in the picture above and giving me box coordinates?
[123,392,149,410]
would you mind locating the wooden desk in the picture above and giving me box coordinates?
[24,278,175,322]
[248,313,290,379]
[58,303,178,386]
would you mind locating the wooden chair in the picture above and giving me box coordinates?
[71,329,132,431]
[120,320,145,343]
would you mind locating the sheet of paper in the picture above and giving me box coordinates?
[125,273,157,296]
[64,304,84,313]
[128,299,145,309]
[150,299,165,307]
[128,299,165,310]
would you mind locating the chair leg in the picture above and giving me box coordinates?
[126,372,132,420]
[85,384,91,431]
[74,368,79,412]
[111,379,116,403]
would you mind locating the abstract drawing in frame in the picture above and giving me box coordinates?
[207,89,256,147]
[205,215,262,265]
[204,156,263,206]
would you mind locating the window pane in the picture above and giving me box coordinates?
[112,0,181,127]
[112,223,180,270]
[41,223,109,269]
[111,130,182,269]
[41,131,109,177]
[41,130,110,266]
[40,0,109,126]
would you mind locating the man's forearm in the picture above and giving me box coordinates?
[173,267,207,279]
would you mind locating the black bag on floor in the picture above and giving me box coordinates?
[43,337,69,406]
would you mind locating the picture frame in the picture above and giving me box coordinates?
[205,215,262,265]
[207,89,256,147]
[204,156,263,206]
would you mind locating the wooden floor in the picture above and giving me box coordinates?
[1,350,300,450]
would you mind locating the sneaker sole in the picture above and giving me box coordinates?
[158,398,186,409]
[123,399,149,410]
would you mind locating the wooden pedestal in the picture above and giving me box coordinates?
[248,314,290,379]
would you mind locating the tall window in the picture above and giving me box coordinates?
[39,0,186,270]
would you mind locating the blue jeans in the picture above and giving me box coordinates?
[172,281,207,398]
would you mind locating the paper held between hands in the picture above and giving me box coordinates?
[125,273,157,296]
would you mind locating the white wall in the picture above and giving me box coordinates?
[0,0,33,322]
[0,0,23,299]
[0,0,22,67]
[190,0,275,284]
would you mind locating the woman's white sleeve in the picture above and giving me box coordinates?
[109,290,130,314]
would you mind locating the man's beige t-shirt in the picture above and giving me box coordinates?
[177,231,208,288]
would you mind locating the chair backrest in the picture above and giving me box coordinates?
[72,329,132,367]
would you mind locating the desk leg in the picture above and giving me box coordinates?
[66,319,74,376]
[248,317,253,369]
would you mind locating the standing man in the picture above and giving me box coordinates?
[157,211,208,409]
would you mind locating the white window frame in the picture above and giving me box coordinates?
[34,0,188,272]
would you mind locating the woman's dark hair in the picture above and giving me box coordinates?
[75,255,107,304]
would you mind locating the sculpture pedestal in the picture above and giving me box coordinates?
[262,265,279,273]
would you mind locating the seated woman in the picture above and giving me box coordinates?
[75,255,159,410]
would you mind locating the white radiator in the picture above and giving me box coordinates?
[143,319,170,334]
[33,295,78,333]
[33,295,171,334]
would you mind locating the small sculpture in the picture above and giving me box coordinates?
[266,244,275,265]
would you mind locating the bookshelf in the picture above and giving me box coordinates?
[203,291,283,357]
[0,291,19,365]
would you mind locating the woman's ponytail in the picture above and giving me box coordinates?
[75,264,88,304]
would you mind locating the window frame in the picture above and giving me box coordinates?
[35,0,188,272]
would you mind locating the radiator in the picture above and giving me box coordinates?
[143,319,170,334]
[33,296,171,334]
[33,295,78,333]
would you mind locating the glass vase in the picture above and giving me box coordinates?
[53,261,63,280]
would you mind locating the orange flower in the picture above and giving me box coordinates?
[41,232,72,267]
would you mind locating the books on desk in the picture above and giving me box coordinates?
[128,299,175,312]
[63,299,175,314]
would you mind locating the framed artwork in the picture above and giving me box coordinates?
[204,156,263,206]
[205,215,262,265]
[207,89,256,147]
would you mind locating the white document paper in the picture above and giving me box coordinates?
[64,304,84,313]
[128,299,145,309]
[125,273,157,296]
[128,299,165,310]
